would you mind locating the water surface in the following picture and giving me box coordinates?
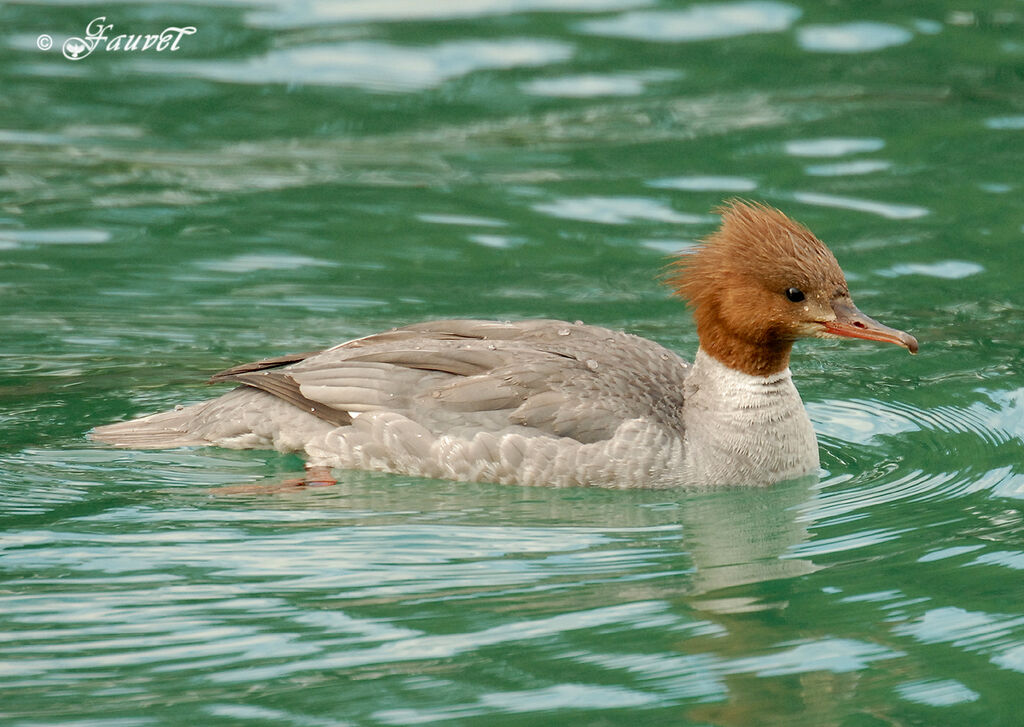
[2,1,1024,725]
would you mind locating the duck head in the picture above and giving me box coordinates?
[669,200,918,377]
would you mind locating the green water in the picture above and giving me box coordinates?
[2,1,1024,724]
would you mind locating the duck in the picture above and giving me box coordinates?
[91,200,917,488]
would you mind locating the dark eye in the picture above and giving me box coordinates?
[785,287,805,302]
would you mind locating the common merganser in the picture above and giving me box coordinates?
[92,201,917,488]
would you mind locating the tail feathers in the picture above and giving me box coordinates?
[91,388,339,451]
[90,406,209,449]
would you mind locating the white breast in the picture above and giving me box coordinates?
[680,349,820,486]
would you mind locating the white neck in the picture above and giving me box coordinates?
[682,348,819,486]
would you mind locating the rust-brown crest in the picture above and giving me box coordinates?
[665,200,849,375]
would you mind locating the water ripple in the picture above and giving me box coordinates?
[784,137,884,157]
[877,260,984,279]
[532,196,705,224]
[804,159,891,176]
[796,22,914,53]
[248,0,653,28]
[0,90,850,212]
[578,1,802,41]
[894,606,1024,658]
[724,637,903,675]
[985,116,1024,130]
[2,1,1022,722]
[209,601,671,682]
[521,70,679,98]
[792,191,929,219]
[375,683,658,724]
[137,39,575,91]
[647,175,757,192]
[0,228,111,246]
[195,253,339,273]
[417,213,507,227]
[896,679,980,706]
[808,387,1024,523]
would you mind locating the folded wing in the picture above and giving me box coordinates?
[212,319,692,444]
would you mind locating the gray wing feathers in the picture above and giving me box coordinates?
[344,348,504,375]
[93,320,692,458]
[432,375,522,412]
[287,319,691,443]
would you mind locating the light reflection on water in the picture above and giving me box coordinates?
[137,39,576,91]
[3,0,1024,724]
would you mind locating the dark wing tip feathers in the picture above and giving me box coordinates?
[206,348,354,426]
[216,369,352,427]
[208,350,321,383]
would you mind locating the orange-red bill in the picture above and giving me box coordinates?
[824,301,919,354]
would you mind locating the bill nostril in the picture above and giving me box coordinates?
[853,321,866,329]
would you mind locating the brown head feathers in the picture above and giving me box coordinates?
[667,200,850,376]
